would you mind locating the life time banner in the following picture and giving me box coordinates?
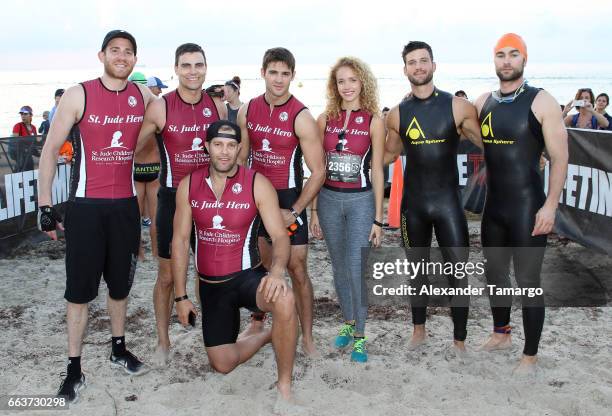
[545,128,612,254]
[0,136,70,250]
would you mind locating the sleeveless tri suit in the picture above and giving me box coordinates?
[246,94,309,244]
[155,89,220,258]
[65,78,145,303]
[189,165,266,347]
[479,84,547,356]
[398,88,469,342]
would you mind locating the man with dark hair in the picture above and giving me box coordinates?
[173,119,298,400]
[262,47,296,73]
[37,29,155,403]
[455,90,468,99]
[135,42,227,364]
[384,40,482,351]
[401,41,434,63]
[474,33,568,373]
[237,47,325,356]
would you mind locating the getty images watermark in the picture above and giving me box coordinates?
[371,257,542,298]
[360,247,611,308]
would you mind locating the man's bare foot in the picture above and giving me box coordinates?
[276,381,292,401]
[479,333,512,351]
[301,340,320,358]
[513,354,537,376]
[152,344,169,367]
[453,340,467,352]
[408,325,427,350]
[238,315,266,340]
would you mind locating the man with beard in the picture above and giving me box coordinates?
[384,41,482,351]
[237,48,325,356]
[37,30,155,402]
[474,33,567,372]
[135,43,226,364]
[172,120,298,401]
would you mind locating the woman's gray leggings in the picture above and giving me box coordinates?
[317,187,374,334]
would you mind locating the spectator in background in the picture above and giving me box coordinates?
[11,106,37,170]
[146,76,168,97]
[129,71,147,85]
[49,89,64,122]
[562,88,609,129]
[595,93,612,131]
[455,90,468,99]
[39,111,51,136]
[382,106,390,120]
[224,76,243,123]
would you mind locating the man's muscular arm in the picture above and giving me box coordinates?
[255,173,291,302]
[453,97,483,149]
[135,97,165,154]
[383,106,402,165]
[291,109,325,216]
[171,175,198,325]
[532,90,568,236]
[37,84,83,239]
[237,103,250,166]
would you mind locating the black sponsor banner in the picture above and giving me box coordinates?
[457,140,486,214]
[0,136,70,254]
[545,128,612,254]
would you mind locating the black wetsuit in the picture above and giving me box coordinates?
[480,84,546,356]
[399,88,469,342]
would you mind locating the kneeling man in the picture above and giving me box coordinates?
[172,120,297,400]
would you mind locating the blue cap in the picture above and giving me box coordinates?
[146,76,168,89]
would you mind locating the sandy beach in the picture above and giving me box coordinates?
[1,219,611,416]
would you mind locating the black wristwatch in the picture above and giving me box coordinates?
[174,295,189,303]
[373,219,388,227]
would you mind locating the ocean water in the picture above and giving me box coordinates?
[2,63,611,135]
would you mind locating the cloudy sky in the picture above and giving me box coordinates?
[3,0,610,70]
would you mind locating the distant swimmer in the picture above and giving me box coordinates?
[172,120,298,401]
[384,41,482,352]
[237,47,325,356]
[474,33,568,373]
[37,30,155,403]
[135,42,226,364]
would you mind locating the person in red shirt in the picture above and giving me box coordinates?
[37,30,155,403]
[11,105,37,170]
[237,48,325,356]
[173,120,297,401]
[135,42,226,364]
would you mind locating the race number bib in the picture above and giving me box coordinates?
[327,152,362,183]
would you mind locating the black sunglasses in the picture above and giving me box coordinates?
[335,131,346,151]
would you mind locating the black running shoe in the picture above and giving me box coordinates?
[57,372,86,403]
[110,350,145,375]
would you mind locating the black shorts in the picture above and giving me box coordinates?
[156,186,195,259]
[258,188,308,245]
[133,163,160,183]
[64,197,140,304]
[199,265,266,347]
